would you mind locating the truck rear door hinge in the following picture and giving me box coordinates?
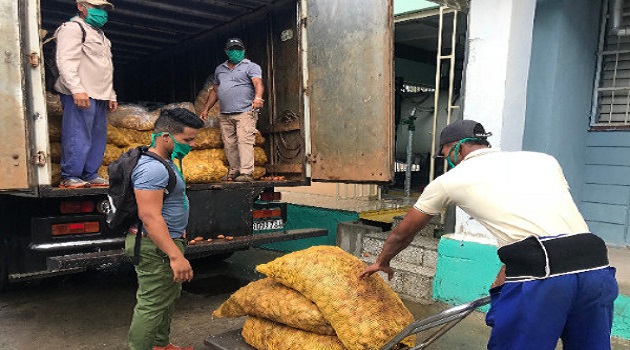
[29,52,40,68]
[34,151,47,167]
[305,153,317,164]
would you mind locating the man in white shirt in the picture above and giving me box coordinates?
[361,120,618,349]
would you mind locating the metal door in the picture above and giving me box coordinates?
[303,0,394,182]
[0,0,31,190]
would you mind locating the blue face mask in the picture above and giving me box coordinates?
[83,6,108,28]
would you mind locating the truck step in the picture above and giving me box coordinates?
[47,249,127,270]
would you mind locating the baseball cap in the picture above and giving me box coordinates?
[439,120,492,152]
[225,38,245,50]
[77,0,114,10]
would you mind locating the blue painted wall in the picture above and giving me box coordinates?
[583,133,630,246]
[523,0,602,203]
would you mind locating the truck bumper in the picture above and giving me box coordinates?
[10,228,327,282]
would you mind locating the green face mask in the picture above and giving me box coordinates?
[446,138,479,169]
[226,49,245,64]
[83,6,108,28]
[150,132,191,160]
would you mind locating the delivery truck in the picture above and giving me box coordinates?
[0,0,394,290]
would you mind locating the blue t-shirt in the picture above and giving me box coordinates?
[131,155,188,238]
[213,59,262,113]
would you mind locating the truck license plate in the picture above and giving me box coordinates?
[253,219,284,231]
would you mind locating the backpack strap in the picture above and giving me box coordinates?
[141,150,177,198]
[131,147,178,265]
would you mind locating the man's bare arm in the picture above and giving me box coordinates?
[359,208,433,280]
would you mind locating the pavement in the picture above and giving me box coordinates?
[0,247,628,349]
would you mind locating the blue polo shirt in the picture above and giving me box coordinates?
[131,156,188,238]
[213,59,262,113]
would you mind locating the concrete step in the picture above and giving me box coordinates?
[337,220,440,304]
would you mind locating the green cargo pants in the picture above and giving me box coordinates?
[125,233,186,350]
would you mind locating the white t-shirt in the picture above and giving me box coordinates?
[414,148,589,246]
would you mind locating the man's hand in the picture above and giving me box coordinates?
[170,255,194,283]
[359,262,395,280]
[108,100,118,112]
[73,92,90,109]
[252,98,264,110]
[199,110,208,121]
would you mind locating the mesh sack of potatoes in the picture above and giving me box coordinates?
[188,149,227,165]
[254,146,268,166]
[102,144,124,165]
[107,104,156,131]
[180,158,227,183]
[49,118,62,142]
[192,127,223,150]
[161,102,196,115]
[256,246,415,350]
[46,91,63,122]
[107,124,130,147]
[255,132,265,146]
[253,166,266,180]
[242,316,346,350]
[50,163,61,186]
[50,142,62,163]
[193,82,222,117]
[213,278,335,335]
[98,165,109,180]
[124,128,152,145]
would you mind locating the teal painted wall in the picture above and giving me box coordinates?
[432,237,502,312]
[260,204,359,252]
[523,0,602,203]
[395,58,436,87]
[614,294,630,340]
[394,0,438,15]
[434,236,630,340]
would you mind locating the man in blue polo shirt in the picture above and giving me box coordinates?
[200,38,265,182]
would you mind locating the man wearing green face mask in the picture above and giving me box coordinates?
[200,38,265,182]
[126,108,204,350]
[53,0,117,189]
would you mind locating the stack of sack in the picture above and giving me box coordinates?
[212,246,416,350]
[45,91,268,185]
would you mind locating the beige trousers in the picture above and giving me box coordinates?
[219,110,258,175]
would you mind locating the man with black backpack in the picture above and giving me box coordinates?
[123,108,204,350]
[54,0,117,188]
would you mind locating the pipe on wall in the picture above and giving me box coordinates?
[610,0,630,36]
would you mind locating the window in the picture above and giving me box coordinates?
[592,0,630,128]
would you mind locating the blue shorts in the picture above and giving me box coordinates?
[485,267,618,350]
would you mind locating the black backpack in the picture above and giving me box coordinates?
[43,21,87,93]
[107,146,177,264]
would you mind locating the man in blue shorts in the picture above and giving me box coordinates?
[199,38,265,182]
[126,108,204,350]
[360,120,618,349]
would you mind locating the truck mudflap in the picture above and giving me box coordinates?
[9,228,327,282]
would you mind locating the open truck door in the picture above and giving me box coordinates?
[304,0,394,183]
[0,0,33,191]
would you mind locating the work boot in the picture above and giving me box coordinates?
[153,344,194,350]
[86,176,109,187]
[234,174,254,182]
[59,178,90,189]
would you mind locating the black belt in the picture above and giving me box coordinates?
[497,233,609,282]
